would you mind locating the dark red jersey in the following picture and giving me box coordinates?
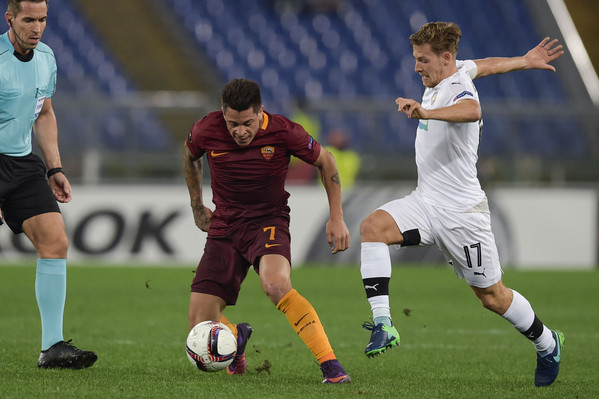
[186,110,321,237]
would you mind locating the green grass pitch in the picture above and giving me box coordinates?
[0,262,597,398]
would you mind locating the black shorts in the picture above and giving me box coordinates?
[0,153,60,234]
[191,215,292,305]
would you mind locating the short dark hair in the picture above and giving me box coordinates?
[409,21,461,57]
[7,0,49,15]
[221,79,262,113]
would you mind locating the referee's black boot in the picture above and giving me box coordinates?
[37,339,97,369]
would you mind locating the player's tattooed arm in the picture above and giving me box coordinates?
[191,199,213,232]
[313,147,350,254]
[331,171,341,185]
[183,144,213,232]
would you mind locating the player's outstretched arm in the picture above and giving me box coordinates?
[313,147,350,254]
[474,37,564,78]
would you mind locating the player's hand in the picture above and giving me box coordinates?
[326,218,350,254]
[192,204,213,232]
[48,173,72,203]
[396,97,426,119]
[524,37,564,72]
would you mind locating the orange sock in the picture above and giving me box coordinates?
[219,315,238,339]
[277,289,336,363]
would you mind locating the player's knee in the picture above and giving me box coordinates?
[359,216,381,241]
[37,234,69,258]
[264,285,285,305]
[262,280,292,305]
[53,234,69,257]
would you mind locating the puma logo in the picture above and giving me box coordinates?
[364,284,379,291]
[474,268,487,277]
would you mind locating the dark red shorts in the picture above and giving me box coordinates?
[191,216,291,305]
[0,153,60,234]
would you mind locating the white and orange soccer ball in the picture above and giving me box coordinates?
[185,321,237,372]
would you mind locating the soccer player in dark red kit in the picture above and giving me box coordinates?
[182,78,351,384]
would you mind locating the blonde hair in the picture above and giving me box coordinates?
[409,22,461,57]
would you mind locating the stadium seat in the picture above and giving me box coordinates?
[44,0,170,151]
[163,0,582,157]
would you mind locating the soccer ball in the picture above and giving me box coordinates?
[186,321,237,372]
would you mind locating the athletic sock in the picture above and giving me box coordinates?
[219,314,237,339]
[35,258,66,350]
[374,315,392,326]
[501,289,555,354]
[361,242,392,324]
[276,289,335,363]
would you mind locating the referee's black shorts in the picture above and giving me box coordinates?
[0,153,60,234]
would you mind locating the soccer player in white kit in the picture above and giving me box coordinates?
[360,22,565,387]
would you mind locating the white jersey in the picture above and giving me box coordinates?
[414,59,486,212]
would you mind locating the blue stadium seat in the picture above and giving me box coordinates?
[44,0,170,151]
[165,0,581,157]
[479,116,512,156]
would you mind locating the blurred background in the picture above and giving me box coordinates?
[3,0,598,267]
[36,0,598,185]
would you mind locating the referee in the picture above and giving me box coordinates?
[1,0,96,369]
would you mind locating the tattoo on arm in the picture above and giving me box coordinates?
[191,198,203,208]
[330,171,340,185]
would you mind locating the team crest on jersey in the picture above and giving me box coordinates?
[261,146,275,160]
[431,92,438,105]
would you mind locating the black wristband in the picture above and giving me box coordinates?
[47,167,65,178]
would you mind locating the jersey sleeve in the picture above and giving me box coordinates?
[448,72,478,105]
[457,59,478,80]
[47,60,57,98]
[36,44,57,98]
[186,119,206,159]
[286,121,321,164]
[451,86,477,104]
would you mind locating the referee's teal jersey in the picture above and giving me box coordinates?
[0,32,57,156]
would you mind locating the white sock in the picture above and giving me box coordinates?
[537,329,557,357]
[502,290,555,354]
[360,242,392,280]
[361,242,392,320]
